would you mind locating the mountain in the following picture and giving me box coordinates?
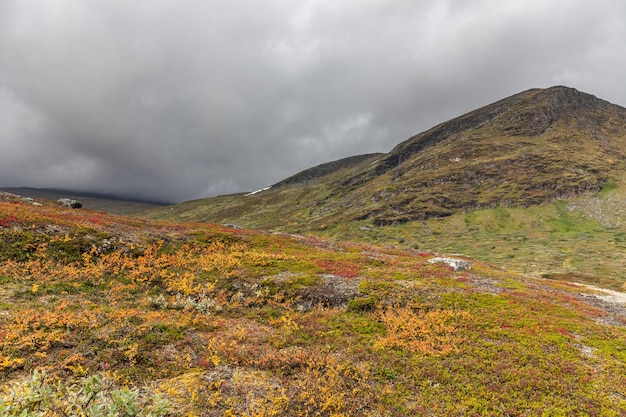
[145,86,626,287]
[149,86,626,228]
[349,86,626,224]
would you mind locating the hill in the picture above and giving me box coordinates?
[150,86,626,226]
[146,86,626,287]
[1,192,626,415]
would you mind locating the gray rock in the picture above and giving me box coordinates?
[58,198,82,208]
[428,257,471,271]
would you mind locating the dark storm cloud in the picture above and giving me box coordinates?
[1,0,625,202]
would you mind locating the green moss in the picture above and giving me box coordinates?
[587,336,626,362]
[496,278,527,291]
[144,322,184,345]
[0,230,39,261]
[331,312,384,336]
[358,279,396,295]
[258,274,320,300]
[598,181,618,196]
[346,296,378,313]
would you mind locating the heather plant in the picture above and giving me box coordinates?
[375,307,472,356]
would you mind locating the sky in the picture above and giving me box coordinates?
[1,0,625,203]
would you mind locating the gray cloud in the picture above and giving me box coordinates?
[1,0,625,202]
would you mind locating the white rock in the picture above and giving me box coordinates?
[428,257,471,271]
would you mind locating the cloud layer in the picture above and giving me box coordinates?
[1,0,625,202]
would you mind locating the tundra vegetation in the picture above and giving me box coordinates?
[1,193,625,415]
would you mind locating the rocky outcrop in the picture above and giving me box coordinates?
[58,198,82,208]
[428,257,471,271]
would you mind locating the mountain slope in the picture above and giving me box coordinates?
[2,192,626,415]
[273,153,384,188]
[150,86,626,228]
[340,86,626,224]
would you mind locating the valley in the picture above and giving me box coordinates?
[2,86,626,415]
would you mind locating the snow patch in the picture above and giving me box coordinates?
[245,186,271,197]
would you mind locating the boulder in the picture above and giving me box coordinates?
[58,198,82,209]
[428,257,471,271]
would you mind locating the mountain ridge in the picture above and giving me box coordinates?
[374,86,622,176]
[357,86,626,223]
[273,153,383,188]
[150,85,626,229]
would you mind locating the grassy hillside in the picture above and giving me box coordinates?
[2,193,626,415]
[315,181,626,291]
[146,87,626,289]
[148,177,626,292]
